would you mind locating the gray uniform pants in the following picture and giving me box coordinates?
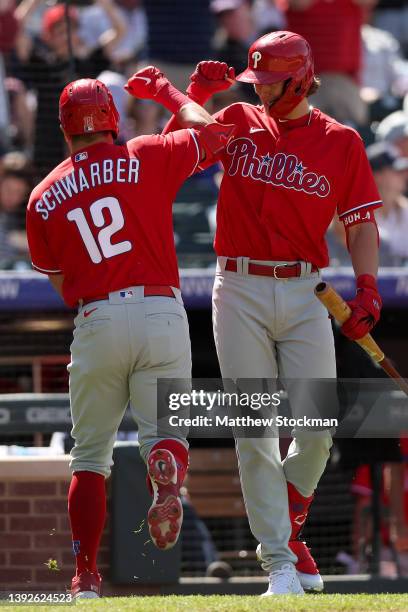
[212,259,336,571]
[68,286,191,478]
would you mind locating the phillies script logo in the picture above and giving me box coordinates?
[226,138,330,198]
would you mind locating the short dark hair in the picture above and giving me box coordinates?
[307,76,321,97]
[70,131,111,146]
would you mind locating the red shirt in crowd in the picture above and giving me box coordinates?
[283,0,365,81]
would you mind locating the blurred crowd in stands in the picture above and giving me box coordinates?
[1,0,408,269]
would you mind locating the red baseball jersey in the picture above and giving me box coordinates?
[26,129,201,307]
[206,104,381,268]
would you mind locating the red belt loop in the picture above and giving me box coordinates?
[80,285,175,307]
[224,259,318,279]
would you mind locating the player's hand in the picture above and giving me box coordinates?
[187,61,235,104]
[341,274,382,340]
[125,66,169,100]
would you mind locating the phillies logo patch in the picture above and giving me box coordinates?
[252,51,262,69]
[226,137,330,198]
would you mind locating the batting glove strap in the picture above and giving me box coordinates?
[341,274,382,340]
[187,61,235,105]
[193,122,236,158]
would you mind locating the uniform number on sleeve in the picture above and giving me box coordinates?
[67,197,132,264]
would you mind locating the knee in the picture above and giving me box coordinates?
[295,430,333,457]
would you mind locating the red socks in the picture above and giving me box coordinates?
[68,471,106,575]
[287,481,314,540]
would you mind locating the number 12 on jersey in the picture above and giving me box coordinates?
[67,196,132,264]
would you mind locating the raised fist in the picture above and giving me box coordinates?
[187,61,235,104]
[125,66,169,100]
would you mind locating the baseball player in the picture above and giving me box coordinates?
[26,68,234,599]
[164,31,382,595]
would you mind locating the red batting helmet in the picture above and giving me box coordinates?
[59,78,119,138]
[236,31,314,118]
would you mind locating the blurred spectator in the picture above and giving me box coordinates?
[4,77,34,152]
[367,141,408,264]
[376,110,408,157]
[361,23,408,119]
[326,215,351,267]
[0,0,18,58]
[125,97,165,138]
[14,0,127,177]
[374,0,408,59]
[0,55,9,150]
[283,0,378,126]
[211,0,256,77]
[79,0,147,67]
[351,460,408,576]
[252,0,286,36]
[326,210,396,268]
[0,153,33,268]
[0,0,19,149]
[143,0,214,92]
[97,69,127,140]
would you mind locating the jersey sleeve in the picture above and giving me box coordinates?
[337,132,382,227]
[26,203,61,275]
[127,129,200,191]
[194,106,236,172]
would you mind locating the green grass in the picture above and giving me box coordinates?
[1,595,408,612]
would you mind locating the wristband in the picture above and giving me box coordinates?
[186,82,212,105]
[356,274,378,292]
[155,82,192,115]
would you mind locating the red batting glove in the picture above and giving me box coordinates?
[125,66,169,99]
[125,66,190,114]
[341,274,382,340]
[187,61,235,105]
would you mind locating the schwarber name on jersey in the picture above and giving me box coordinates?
[26,129,200,307]
[209,104,382,268]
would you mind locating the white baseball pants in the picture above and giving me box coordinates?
[213,259,336,572]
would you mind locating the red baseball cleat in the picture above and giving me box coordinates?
[289,540,324,592]
[147,448,183,550]
[71,570,102,599]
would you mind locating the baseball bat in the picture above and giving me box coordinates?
[315,282,408,396]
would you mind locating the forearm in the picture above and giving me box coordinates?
[98,0,127,50]
[14,0,41,23]
[14,0,39,61]
[175,102,214,129]
[162,94,210,135]
[347,222,379,278]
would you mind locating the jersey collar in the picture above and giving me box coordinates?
[274,107,315,132]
